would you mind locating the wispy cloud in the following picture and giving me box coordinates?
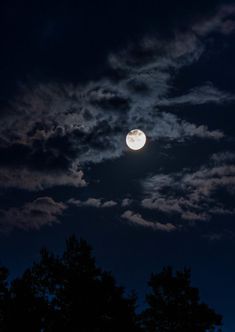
[0,166,86,191]
[0,4,233,192]
[211,151,235,164]
[192,4,235,36]
[121,198,133,207]
[121,210,176,232]
[141,156,235,222]
[157,83,234,106]
[202,230,235,242]
[0,197,67,232]
[68,197,117,208]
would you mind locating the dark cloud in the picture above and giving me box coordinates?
[0,197,67,232]
[141,155,235,222]
[0,167,86,191]
[0,4,234,192]
[192,4,235,36]
[211,151,235,164]
[202,230,235,242]
[88,87,130,111]
[157,83,234,106]
[121,198,133,207]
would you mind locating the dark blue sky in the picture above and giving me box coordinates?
[0,0,235,331]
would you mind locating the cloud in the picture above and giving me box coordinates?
[0,167,86,191]
[121,198,133,207]
[202,230,235,242]
[121,210,176,232]
[157,83,234,106]
[192,4,235,36]
[102,200,118,208]
[211,151,235,164]
[141,156,235,222]
[68,197,117,208]
[0,4,233,191]
[0,197,67,232]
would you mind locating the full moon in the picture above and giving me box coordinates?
[126,129,146,150]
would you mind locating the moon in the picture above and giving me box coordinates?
[126,129,146,150]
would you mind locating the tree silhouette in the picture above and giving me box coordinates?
[0,238,223,332]
[0,267,8,331]
[139,266,222,332]
[6,268,49,332]
[38,236,139,331]
[4,236,139,332]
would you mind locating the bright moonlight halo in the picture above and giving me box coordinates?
[126,129,146,150]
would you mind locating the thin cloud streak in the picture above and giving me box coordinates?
[121,210,176,232]
[68,198,117,208]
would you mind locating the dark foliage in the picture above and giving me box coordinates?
[140,267,222,332]
[0,237,222,332]
[0,267,8,332]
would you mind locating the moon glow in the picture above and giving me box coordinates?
[126,129,146,150]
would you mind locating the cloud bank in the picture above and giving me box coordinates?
[0,4,234,233]
[0,5,234,192]
[141,154,235,222]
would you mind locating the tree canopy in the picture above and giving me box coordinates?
[140,267,222,332]
[0,236,222,332]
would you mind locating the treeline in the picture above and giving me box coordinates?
[0,236,222,331]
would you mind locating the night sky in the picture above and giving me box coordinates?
[0,0,235,330]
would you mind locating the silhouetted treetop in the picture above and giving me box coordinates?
[5,236,139,332]
[140,266,222,332]
[0,238,223,332]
